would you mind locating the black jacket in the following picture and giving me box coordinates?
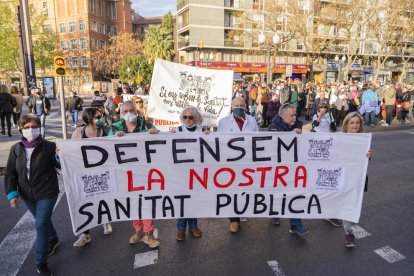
[0,92,16,113]
[5,140,60,201]
[268,114,303,132]
[27,95,51,114]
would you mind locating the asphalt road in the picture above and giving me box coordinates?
[0,129,413,276]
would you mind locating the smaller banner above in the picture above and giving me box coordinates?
[147,59,233,127]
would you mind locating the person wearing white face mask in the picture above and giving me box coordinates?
[5,114,61,275]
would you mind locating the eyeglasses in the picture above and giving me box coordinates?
[136,101,143,103]
[183,115,194,120]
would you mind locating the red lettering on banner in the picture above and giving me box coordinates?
[127,170,145,192]
[239,168,255,186]
[189,168,208,190]
[294,166,307,188]
[213,168,236,188]
[257,167,273,188]
[148,169,165,190]
[274,166,289,187]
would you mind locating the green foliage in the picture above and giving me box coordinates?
[118,55,153,85]
[33,21,61,73]
[143,11,175,64]
[0,1,19,73]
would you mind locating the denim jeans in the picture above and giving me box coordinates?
[290,218,303,228]
[71,109,79,125]
[24,196,58,265]
[39,113,46,138]
[364,111,376,126]
[177,218,197,232]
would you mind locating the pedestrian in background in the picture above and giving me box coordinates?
[5,114,61,275]
[10,86,23,129]
[65,91,83,127]
[0,84,16,136]
[26,88,50,138]
[380,82,395,127]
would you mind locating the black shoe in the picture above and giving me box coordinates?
[36,261,52,275]
[8,131,12,137]
[1,130,5,135]
[48,238,60,256]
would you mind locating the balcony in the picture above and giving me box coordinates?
[177,0,189,11]
[224,0,246,9]
[224,40,244,48]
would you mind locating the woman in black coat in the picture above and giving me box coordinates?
[0,84,15,136]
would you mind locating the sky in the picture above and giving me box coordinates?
[132,0,176,17]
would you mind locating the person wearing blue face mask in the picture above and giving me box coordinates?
[5,114,61,275]
[217,97,259,233]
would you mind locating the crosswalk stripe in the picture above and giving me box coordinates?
[352,225,371,240]
[134,250,159,268]
[267,260,286,276]
[374,246,406,264]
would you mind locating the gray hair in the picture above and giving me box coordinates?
[278,102,295,116]
[179,106,203,125]
[120,100,137,113]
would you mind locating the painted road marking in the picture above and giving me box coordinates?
[134,250,159,268]
[352,225,371,239]
[0,183,65,276]
[267,260,286,276]
[374,246,406,264]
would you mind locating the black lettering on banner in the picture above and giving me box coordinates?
[227,137,246,162]
[216,194,231,215]
[288,195,305,214]
[174,195,191,217]
[252,136,272,162]
[97,200,112,224]
[308,194,322,214]
[76,203,94,232]
[199,137,220,162]
[172,139,197,163]
[162,196,175,217]
[81,146,108,168]
[281,194,287,215]
[253,194,267,214]
[144,196,162,218]
[145,140,167,163]
[114,198,131,219]
[269,194,279,215]
[115,143,138,164]
[234,192,249,215]
[277,137,298,163]
[138,195,142,219]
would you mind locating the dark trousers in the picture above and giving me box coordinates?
[0,111,12,133]
[385,105,394,125]
[12,112,21,126]
[335,107,347,127]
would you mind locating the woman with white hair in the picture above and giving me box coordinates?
[172,106,209,240]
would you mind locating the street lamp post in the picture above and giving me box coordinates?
[258,32,280,83]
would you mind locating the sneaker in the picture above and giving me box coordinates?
[381,123,389,127]
[270,218,281,225]
[325,219,342,227]
[230,222,239,233]
[36,261,52,276]
[103,223,112,235]
[189,227,202,238]
[345,233,357,248]
[289,225,309,237]
[142,232,160,248]
[73,233,91,247]
[48,238,59,256]
[405,120,411,123]
[370,124,375,127]
[176,231,185,241]
[129,232,144,244]
[379,119,385,124]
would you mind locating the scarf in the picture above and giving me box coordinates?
[21,135,42,149]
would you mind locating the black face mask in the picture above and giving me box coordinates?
[186,125,197,132]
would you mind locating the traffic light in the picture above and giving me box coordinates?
[54,56,66,76]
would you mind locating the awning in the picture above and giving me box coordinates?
[233,72,243,81]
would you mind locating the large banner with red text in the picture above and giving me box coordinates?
[58,132,372,235]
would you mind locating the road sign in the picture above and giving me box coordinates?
[54,56,66,76]
[285,64,293,77]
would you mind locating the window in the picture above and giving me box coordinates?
[89,0,95,13]
[42,1,48,15]
[105,1,111,19]
[111,26,117,35]
[91,38,98,50]
[100,40,105,49]
[81,56,88,67]
[98,23,104,34]
[70,39,78,50]
[111,2,117,19]
[90,20,97,31]
[98,0,103,16]
[80,38,87,49]
[59,23,66,33]
[66,57,71,67]
[140,27,144,33]
[74,76,80,85]
[106,25,111,35]
[79,20,85,31]
[69,21,76,32]
[60,41,68,50]
[44,24,52,32]
[72,57,79,67]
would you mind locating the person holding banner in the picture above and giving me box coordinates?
[171,107,210,240]
[341,112,373,247]
[217,97,259,233]
[5,114,61,275]
[268,103,309,237]
[108,100,160,248]
[71,107,113,247]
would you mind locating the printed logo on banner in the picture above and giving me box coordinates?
[76,170,117,199]
[308,165,345,192]
[305,137,336,160]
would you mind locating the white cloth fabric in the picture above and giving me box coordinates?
[24,147,35,180]
[217,114,259,132]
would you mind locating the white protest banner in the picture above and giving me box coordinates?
[58,132,371,235]
[147,59,233,127]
